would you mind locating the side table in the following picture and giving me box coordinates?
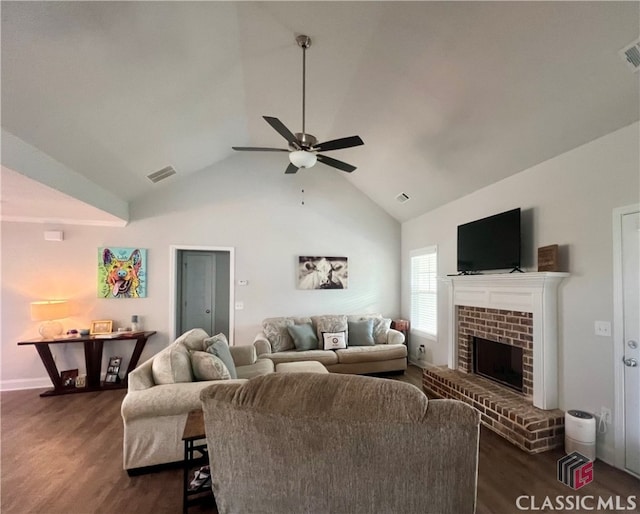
[182,410,215,514]
[391,319,410,364]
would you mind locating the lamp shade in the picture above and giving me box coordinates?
[289,150,317,169]
[30,300,69,321]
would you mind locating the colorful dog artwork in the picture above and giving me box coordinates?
[98,247,147,298]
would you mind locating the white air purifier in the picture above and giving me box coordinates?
[565,410,596,461]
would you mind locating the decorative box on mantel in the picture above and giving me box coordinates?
[445,272,569,410]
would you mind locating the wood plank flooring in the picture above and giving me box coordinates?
[2,366,638,514]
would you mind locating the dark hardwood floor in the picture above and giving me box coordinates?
[2,366,638,514]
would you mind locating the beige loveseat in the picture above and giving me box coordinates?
[200,372,480,514]
[121,328,274,472]
[254,314,407,375]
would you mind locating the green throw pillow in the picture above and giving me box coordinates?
[287,323,319,351]
[204,333,237,379]
[348,319,375,346]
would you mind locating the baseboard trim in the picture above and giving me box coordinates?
[1,377,50,392]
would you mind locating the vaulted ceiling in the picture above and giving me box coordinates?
[1,1,638,224]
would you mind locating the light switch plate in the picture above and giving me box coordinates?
[235,301,244,310]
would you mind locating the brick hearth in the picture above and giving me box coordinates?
[423,366,565,453]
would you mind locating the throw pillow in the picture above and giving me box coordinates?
[287,323,319,351]
[313,315,348,344]
[262,318,296,352]
[373,318,392,344]
[151,343,193,385]
[322,331,347,350]
[190,351,231,381]
[347,319,375,346]
[204,333,238,379]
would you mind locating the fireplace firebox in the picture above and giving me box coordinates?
[473,336,523,392]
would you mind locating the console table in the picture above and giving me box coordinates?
[17,331,156,397]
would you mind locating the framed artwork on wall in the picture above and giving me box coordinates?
[298,256,348,290]
[98,247,147,298]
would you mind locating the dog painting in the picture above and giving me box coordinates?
[98,247,147,298]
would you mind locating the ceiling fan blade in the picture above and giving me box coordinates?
[285,163,299,174]
[316,154,356,173]
[263,116,300,148]
[314,135,364,152]
[232,147,288,152]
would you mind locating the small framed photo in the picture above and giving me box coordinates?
[105,356,122,384]
[90,320,113,335]
[60,369,79,388]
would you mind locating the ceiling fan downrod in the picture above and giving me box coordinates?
[296,35,311,140]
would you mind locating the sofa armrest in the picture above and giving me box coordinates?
[387,328,405,345]
[253,331,272,357]
[229,345,256,367]
[127,357,156,392]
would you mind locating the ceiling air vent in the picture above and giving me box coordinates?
[619,39,640,72]
[396,192,410,203]
[147,165,176,183]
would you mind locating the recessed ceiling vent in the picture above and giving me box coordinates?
[620,39,640,72]
[396,192,410,203]
[147,165,176,183]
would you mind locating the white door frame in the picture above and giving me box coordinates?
[169,245,235,345]
[612,203,639,475]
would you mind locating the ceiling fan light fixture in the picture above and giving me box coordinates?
[289,150,317,169]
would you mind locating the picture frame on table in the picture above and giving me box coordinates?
[105,356,122,384]
[90,320,113,335]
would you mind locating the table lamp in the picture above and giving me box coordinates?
[30,300,69,339]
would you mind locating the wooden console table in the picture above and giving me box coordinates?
[17,331,156,397]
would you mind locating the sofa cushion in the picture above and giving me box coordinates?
[236,358,275,380]
[336,344,407,364]
[347,319,375,346]
[259,350,339,366]
[205,334,238,379]
[312,315,348,343]
[174,328,211,351]
[151,342,194,385]
[191,351,231,381]
[322,331,347,350]
[263,317,312,352]
[287,323,319,351]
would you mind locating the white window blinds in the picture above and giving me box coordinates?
[410,246,437,336]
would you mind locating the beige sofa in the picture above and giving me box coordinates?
[254,314,407,375]
[200,372,480,514]
[121,328,274,472]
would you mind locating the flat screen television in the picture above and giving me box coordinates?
[457,208,521,273]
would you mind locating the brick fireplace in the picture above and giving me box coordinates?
[422,272,569,454]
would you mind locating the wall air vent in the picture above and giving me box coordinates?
[620,39,640,72]
[396,192,410,203]
[147,165,177,183]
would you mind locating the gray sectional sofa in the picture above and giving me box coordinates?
[253,314,407,375]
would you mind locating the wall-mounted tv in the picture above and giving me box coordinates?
[457,208,521,273]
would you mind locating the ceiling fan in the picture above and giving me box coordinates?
[232,35,364,174]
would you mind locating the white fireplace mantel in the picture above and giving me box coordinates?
[445,272,569,410]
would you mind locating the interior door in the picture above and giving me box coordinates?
[622,211,640,476]
[180,251,215,335]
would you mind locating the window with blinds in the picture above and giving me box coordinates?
[410,246,437,336]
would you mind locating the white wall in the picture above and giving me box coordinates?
[402,122,640,462]
[1,153,400,389]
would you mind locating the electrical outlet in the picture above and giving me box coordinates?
[595,321,611,337]
[600,407,612,425]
